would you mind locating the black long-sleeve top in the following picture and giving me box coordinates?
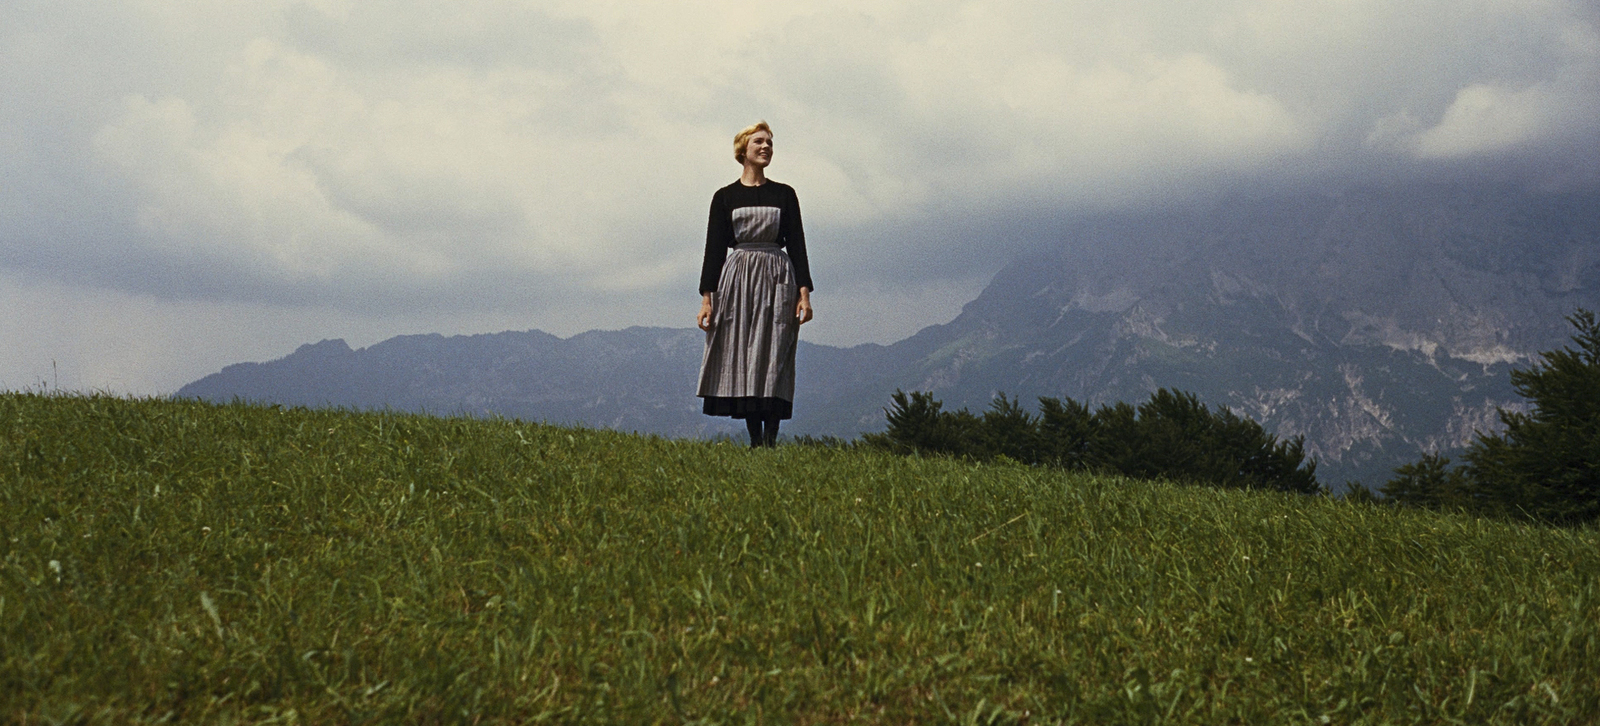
[699,179,815,293]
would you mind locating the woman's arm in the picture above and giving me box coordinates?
[796,287,813,325]
[699,191,731,295]
[698,190,729,331]
[698,292,715,331]
[781,187,815,293]
[781,185,814,324]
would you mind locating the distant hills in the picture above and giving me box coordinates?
[180,182,1600,487]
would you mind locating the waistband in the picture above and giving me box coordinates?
[733,242,784,252]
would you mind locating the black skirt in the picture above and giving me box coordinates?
[702,395,793,420]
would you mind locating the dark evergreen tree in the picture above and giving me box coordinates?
[1084,400,1141,474]
[869,390,952,455]
[1379,453,1472,510]
[1463,309,1600,524]
[1100,389,1317,494]
[1218,404,1318,495]
[978,394,1044,463]
[1342,481,1382,505]
[1037,396,1094,469]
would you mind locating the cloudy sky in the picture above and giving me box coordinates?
[3,0,1597,394]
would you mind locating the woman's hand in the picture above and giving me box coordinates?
[796,287,813,325]
[697,293,715,331]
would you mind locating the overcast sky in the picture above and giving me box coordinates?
[3,0,1598,394]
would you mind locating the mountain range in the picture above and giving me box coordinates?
[179,182,1600,488]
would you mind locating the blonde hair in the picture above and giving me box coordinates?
[733,121,772,164]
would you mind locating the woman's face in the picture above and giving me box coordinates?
[744,130,773,168]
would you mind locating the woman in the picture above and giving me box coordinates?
[696,121,814,448]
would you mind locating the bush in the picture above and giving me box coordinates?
[1341,480,1383,505]
[1038,395,1094,468]
[868,388,1320,494]
[869,390,978,457]
[1383,309,1600,525]
[1379,453,1472,511]
[978,394,1046,463]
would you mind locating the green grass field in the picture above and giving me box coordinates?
[3,393,1597,724]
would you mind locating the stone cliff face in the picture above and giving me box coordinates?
[179,182,1600,487]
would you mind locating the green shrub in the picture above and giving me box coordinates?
[977,394,1046,463]
[1380,452,1473,511]
[869,389,976,456]
[1037,395,1094,468]
[1384,309,1600,525]
[868,388,1319,494]
[1467,308,1600,524]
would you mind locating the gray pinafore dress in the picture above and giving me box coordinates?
[697,206,801,419]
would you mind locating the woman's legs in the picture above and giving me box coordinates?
[762,414,781,447]
[741,407,786,448]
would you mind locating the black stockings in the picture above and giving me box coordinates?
[745,415,781,448]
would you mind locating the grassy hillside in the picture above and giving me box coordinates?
[2,393,1597,724]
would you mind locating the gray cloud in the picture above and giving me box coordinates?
[2,0,1597,393]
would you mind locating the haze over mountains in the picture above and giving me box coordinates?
[181,182,1600,487]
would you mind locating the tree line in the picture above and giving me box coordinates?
[864,387,1320,494]
[866,309,1599,526]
